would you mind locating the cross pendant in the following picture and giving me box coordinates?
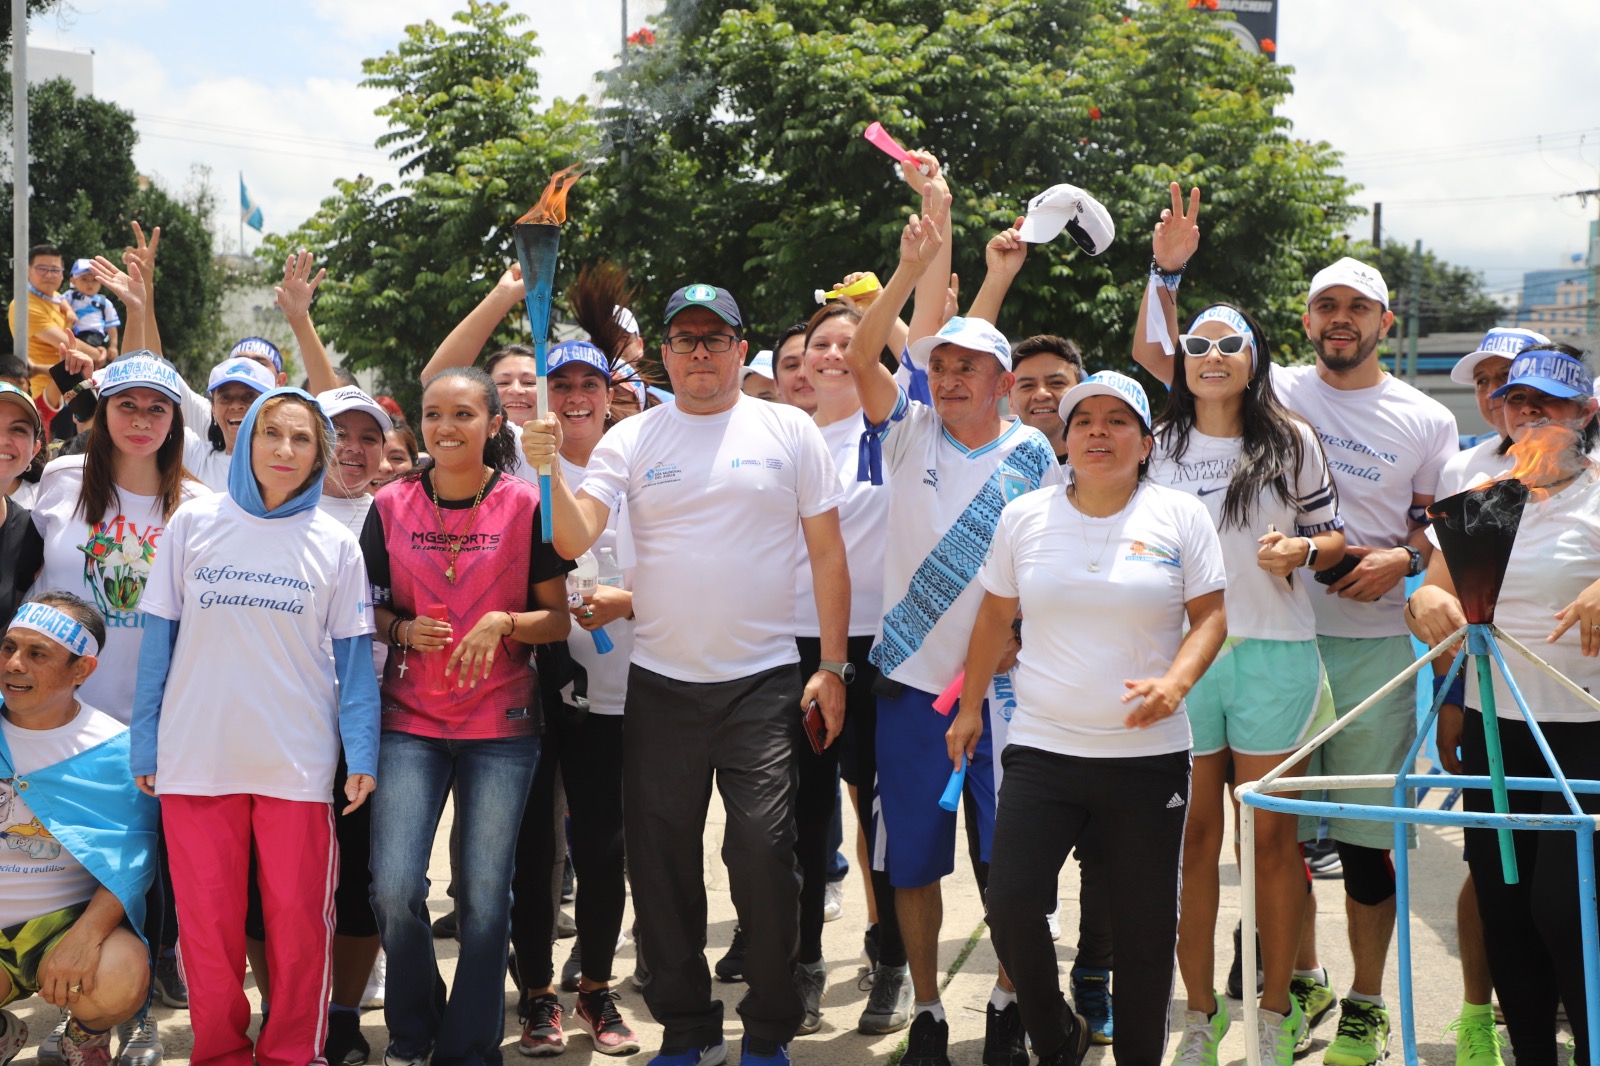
[397,652,409,678]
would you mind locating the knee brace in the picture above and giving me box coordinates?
[1335,841,1396,906]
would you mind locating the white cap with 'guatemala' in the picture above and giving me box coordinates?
[1449,327,1550,386]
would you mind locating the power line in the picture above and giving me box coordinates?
[135,128,394,169]
[1342,127,1600,170]
[132,110,383,154]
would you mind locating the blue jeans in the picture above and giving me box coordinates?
[370,730,540,1066]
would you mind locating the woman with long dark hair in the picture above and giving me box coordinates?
[364,366,572,1066]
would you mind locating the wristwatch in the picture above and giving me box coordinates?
[818,660,856,684]
[1300,538,1319,569]
[1401,545,1424,577]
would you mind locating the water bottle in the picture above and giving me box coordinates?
[597,547,624,589]
[569,551,615,654]
[422,602,453,695]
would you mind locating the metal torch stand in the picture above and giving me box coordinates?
[1236,623,1600,1066]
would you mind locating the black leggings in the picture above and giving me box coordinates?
[796,635,905,968]
[509,710,628,1000]
[1462,709,1600,1066]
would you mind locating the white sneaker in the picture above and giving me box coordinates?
[1046,897,1061,941]
[36,1011,67,1066]
[115,1016,163,1066]
[363,950,387,1009]
[823,880,844,923]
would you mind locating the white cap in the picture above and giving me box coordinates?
[1307,257,1389,309]
[1017,183,1115,255]
[907,317,1013,372]
[613,305,640,336]
[206,357,276,394]
[1449,327,1550,386]
[1057,371,1152,430]
[316,385,393,433]
[741,350,775,381]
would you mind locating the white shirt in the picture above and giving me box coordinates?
[139,494,375,801]
[182,432,233,493]
[561,454,634,715]
[9,480,39,509]
[1148,422,1341,641]
[1436,438,1508,499]
[980,482,1227,757]
[0,705,123,927]
[29,457,210,723]
[796,414,890,638]
[1271,365,1457,638]
[1427,472,1600,722]
[579,395,843,684]
[872,394,1064,694]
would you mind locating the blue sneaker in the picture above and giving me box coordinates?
[740,1037,790,1064]
[1071,966,1114,1045]
[648,1040,728,1066]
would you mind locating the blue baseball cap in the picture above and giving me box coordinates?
[664,283,743,329]
[230,337,284,374]
[98,353,185,404]
[1058,370,1152,430]
[1450,327,1550,386]
[547,340,611,380]
[1491,349,1594,401]
[207,357,276,394]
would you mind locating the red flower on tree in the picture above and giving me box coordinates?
[627,27,656,46]
[1261,38,1277,53]
[1089,106,1102,121]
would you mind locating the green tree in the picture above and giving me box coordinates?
[133,170,227,381]
[1366,239,1502,336]
[1,0,70,55]
[267,0,597,408]
[594,0,1362,365]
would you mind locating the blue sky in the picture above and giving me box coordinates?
[25,0,1600,307]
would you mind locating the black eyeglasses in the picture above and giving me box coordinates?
[665,332,738,354]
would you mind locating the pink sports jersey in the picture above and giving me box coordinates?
[373,475,541,739]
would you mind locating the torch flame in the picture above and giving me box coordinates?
[517,165,586,226]
[1498,422,1584,501]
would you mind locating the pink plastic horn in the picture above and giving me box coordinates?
[931,670,965,716]
[863,121,915,165]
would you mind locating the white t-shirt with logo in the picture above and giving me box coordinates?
[139,494,375,802]
[871,394,1064,694]
[579,395,843,684]
[1271,365,1456,638]
[29,457,210,723]
[1426,472,1600,722]
[0,705,123,927]
[1148,422,1341,641]
[980,482,1226,758]
[1436,438,1507,500]
[561,453,634,716]
[797,414,890,638]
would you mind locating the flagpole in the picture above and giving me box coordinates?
[239,172,245,259]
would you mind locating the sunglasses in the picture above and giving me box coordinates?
[1179,333,1249,358]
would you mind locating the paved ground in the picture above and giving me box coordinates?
[9,776,1536,1066]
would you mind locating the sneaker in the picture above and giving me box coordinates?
[1292,970,1337,1050]
[1036,1005,1091,1066]
[902,1010,951,1066]
[713,926,746,983]
[0,1011,28,1066]
[325,1012,371,1066]
[561,856,575,903]
[1070,966,1114,1045]
[1226,923,1264,1000]
[1306,838,1342,878]
[153,951,188,1009]
[431,908,458,939]
[1444,1009,1506,1066]
[557,909,578,939]
[363,950,387,1010]
[382,1045,429,1066]
[1323,1000,1389,1066]
[37,1011,67,1066]
[115,1016,162,1066]
[1259,999,1306,1066]
[795,960,827,1036]
[1170,1006,1229,1066]
[858,965,913,1034]
[519,994,566,1057]
[1046,897,1062,941]
[823,880,844,923]
[573,988,640,1056]
[61,1022,113,1066]
[646,1041,726,1066]
[983,1001,1029,1066]
[561,940,584,993]
[739,1037,789,1064]
[859,925,880,973]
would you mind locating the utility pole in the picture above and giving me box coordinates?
[1372,202,1382,250]
[1558,183,1600,350]
[1406,238,1422,384]
[11,0,29,366]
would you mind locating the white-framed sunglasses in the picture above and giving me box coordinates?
[1179,332,1250,358]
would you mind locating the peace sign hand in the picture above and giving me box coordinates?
[1153,183,1201,273]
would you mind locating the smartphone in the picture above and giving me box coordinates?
[802,700,827,755]
[1313,553,1361,587]
[49,361,98,421]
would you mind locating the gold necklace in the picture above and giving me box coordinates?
[429,467,492,583]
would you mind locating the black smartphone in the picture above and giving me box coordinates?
[1313,553,1361,587]
[802,700,827,755]
[49,361,99,421]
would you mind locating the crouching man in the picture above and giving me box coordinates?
[0,594,159,1066]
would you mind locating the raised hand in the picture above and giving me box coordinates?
[986,218,1028,282]
[275,251,327,321]
[899,149,942,194]
[123,221,161,280]
[1153,183,1201,272]
[90,256,144,312]
[900,182,950,271]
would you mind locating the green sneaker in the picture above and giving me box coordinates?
[1292,971,1337,1052]
[1170,1004,1230,1066]
[1259,999,1306,1066]
[1444,1009,1506,1066]
[1323,999,1389,1066]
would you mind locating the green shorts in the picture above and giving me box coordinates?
[0,901,89,1007]
[1188,637,1324,757]
[1300,634,1419,850]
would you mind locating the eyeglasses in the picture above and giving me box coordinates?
[32,265,63,276]
[665,332,738,355]
[1179,333,1249,357]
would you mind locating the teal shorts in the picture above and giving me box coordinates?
[1300,634,1419,850]
[1188,637,1323,757]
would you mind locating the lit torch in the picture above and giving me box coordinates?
[513,165,585,542]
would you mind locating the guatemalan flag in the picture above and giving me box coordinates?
[240,174,264,232]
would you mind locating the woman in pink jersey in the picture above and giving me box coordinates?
[363,367,572,1066]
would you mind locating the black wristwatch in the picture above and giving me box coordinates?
[818,660,856,684]
[1401,545,1424,577]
